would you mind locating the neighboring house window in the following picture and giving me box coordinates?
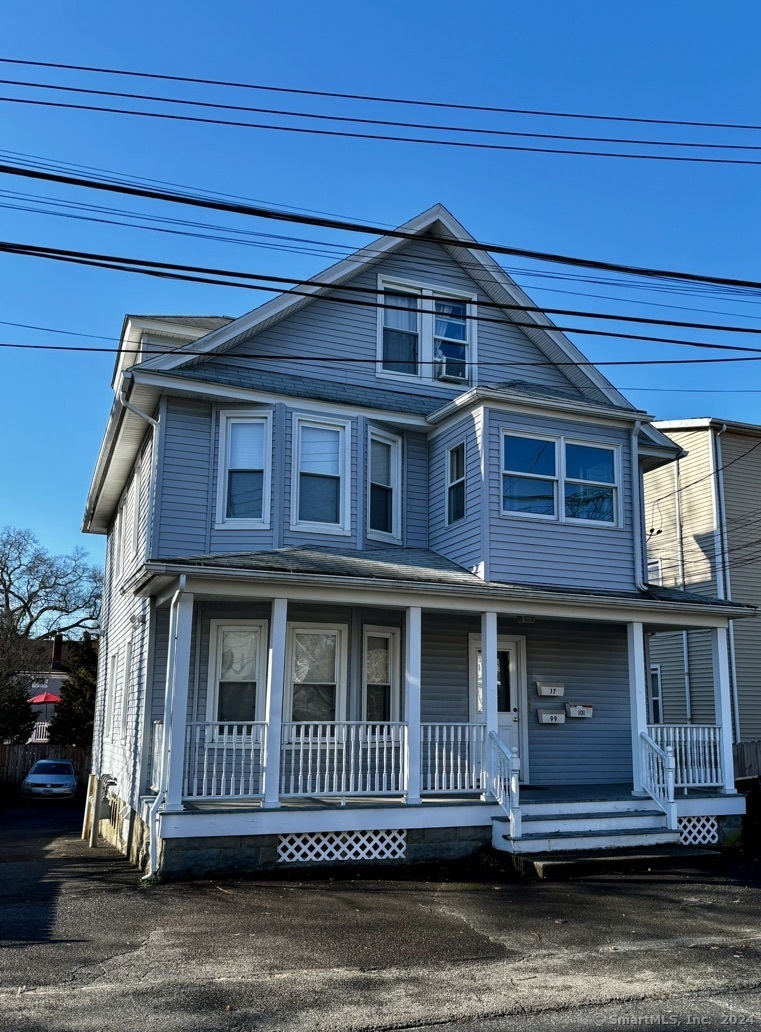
[217,412,272,527]
[287,626,346,722]
[647,557,663,586]
[502,433,618,525]
[120,641,132,739]
[363,628,400,722]
[208,621,268,725]
[648,664,663,724]
[377,278,475,385]
[446,442,466,524]
[105,652,118,737]
[291,417,351,533]
[368,429,401,540]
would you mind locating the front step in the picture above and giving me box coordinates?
[495,826,682,854]
[521,808,667,836]
[513,846,720,880]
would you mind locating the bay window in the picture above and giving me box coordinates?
[368,429,401,540]
[446,441,466,525]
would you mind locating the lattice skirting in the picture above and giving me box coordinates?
[678,815,719,846]
[278,829,407,864]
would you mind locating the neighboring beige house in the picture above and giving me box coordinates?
[644,418,761,743]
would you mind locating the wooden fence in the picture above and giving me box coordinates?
[0,742,91,786]
[734,740,761,779]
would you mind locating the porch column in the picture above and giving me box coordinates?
[627,621,649,795]
[164,591,194,811]
[711,625,737,794]
[481,611,499,743]
[405,606,422,805]
[263,598,288,809]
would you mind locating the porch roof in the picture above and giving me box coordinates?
[139,545,753,617]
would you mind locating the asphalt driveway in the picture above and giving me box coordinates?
[2,802,761,1031]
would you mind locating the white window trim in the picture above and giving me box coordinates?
[120,640,132,740]
[375,275,477,387]
[131,463,142,557]
[113,500,126,581]
[446,440,467,526]
[367,428,402,543]
[205,620,269,726]
[105,651,119,739]
[215,410,273,530]
[362,626,401,722]
[284,623,348,723]
[501,431,621,528]
[290,414,352,535]
[648,663,663,725]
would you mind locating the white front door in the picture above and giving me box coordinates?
[470,635,528,778]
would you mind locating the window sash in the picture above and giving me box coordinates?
[368,432,400,539]
[219,414,271,526]
[363,628,399,722]
[446,442,466,525]
[208,622,267,727]
[293,419,349,531]
[287,626,346,722]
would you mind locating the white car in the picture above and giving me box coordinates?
[21,760,81,799]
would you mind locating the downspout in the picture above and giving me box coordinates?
[142,575,186,881]
[631,421,647,591]
[713,425,742,741]
[119,376,159,430]
[673,456,693,721]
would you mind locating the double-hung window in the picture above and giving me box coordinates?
[502,433,618,525]
[288,626,346,723]
[208,621,267,727]
[648,664,663,724]
[368,429,401,540]
[292,416,351,533]
[446,441,466,524]
[218,412,272,527]
[363,628,400,722]
[378,278,475,385]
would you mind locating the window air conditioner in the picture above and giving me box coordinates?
[435,360,468,383]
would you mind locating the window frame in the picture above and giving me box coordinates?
[290,414,352,535]
[362,626,401,723]
[647,557,663,586]
[216,410,273,530]
[375,275,477,387]
[367,427,402,543]
[446,440,467,526]
[205,619,269,727]
[119,639,132,740]
[648,663,663,725]
[104,651,119,739]
[284,623,348,724]
[131,462,142,557]
[113,500,126,582]
[501,430,620,528]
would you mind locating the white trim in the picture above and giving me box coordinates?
[376,275,477,388]
[445,439,467,526]
[362,626,401,722]
[366,428,402,543]
[290,414,352,535]
[468,634,529,775]
[131,461,142,557]
[501,430,621,528]
[120,639,133,740]
[104,651,119,739]
[206,620,269,724]
[215,409,273,530]
[113,499,126,582]
[284,623,348,722]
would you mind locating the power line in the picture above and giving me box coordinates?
[6,237,761,354]
[4,56,761,132]
[7,92,761,168]
[4,76,761,153]
[649,436,761,506]
[1,157,761,292]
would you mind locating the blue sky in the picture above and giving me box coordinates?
[2,0,760,566]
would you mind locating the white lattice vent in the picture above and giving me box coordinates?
[678,815,719,846]
[278,829,407,864]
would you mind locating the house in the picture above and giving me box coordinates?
[82,205,750,878]
[644,418,761,758]
[26,635,72,741]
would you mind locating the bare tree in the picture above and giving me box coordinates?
[0,527,102,638]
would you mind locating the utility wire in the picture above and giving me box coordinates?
[2,158,761,292]
[4,56,761,132]
[6,93,761,167]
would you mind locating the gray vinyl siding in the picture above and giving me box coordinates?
[404,430,428,547]
[488,410,636,589]
[719,430,761,739]
[214,239,586,399]
[522,621,633,785]
[156,398,213,557]
[429,413,483,572]
[421,612,480,722]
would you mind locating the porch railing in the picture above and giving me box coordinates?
[421,723,486,793]
[28,721,50,743]
[488,732,521,838]
[280,722,406,798]
[648,724,723,789]
[149,720,164,793]
[183,721,267,799]
[640,731,677,830]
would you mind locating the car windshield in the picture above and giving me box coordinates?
[30,762,74,776]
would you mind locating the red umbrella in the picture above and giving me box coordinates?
[28,692,61,704]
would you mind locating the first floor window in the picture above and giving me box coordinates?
[293,418,349,530]
[220,414,270,524]
[648,664,663,725]
[368,431,401,539]
[363,628,400,722]
[290,627,345,722]
[211,623,266,725]
[447,441,466,524]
